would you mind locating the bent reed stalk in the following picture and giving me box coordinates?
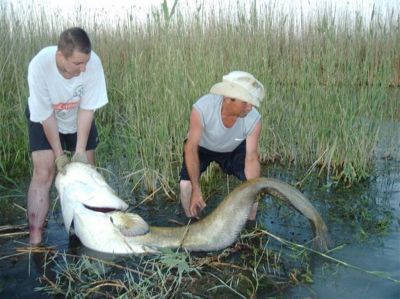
[0,1,399,192]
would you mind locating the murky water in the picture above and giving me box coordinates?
[1,124,399,298]
[277,156,399,299]
[279,121,400,299]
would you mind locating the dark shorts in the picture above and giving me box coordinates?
[179,140,247,182]
[25,105,99,153]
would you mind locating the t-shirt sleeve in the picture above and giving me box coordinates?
[80,52,108,110]
[193,94,214,128]
[27,59,53,123]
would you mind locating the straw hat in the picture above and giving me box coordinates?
[210,71,265,107]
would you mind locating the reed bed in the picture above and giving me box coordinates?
[0,0,399,193]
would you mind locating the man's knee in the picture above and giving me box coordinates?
[32,166,55,186]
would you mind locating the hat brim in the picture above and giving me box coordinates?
[210,81,260,107]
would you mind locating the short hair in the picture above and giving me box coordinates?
[58,27,91,58]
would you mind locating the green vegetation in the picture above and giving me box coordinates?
[330,192,393,240]
[0,2,399,191]
[27,230,288,298]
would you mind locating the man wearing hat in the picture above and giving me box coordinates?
[179,71,265,219]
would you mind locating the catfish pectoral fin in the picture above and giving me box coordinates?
[109,211,149,237]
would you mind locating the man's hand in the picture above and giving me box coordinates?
[71,152,89,164]
[189,194,206,219]
[55,154,69,174]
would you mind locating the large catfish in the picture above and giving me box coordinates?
[55,162,330,255]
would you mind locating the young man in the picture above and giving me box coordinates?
[26,27,108,245]
[179,71,265,219]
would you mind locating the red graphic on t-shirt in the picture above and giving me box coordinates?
[53,99,80,111]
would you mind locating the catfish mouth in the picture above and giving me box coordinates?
[83,205,121,213]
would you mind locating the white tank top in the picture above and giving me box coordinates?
[193,94,261,152]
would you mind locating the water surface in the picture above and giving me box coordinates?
[1,124,399,298]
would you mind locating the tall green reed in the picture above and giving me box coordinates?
[0,1,398,193]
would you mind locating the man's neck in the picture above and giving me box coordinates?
[221,99,237,128]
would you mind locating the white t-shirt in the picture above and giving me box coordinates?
[194,94,261,152]
[27,46,108,134]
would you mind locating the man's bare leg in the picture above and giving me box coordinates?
[248,202,259,221]
[179,180,192,217]
[27,150,55,245]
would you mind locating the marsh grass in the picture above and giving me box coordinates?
[24,230,289,298]
[0,2,400,197]
[0,1,399,192]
